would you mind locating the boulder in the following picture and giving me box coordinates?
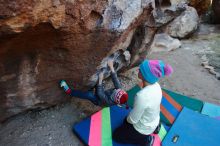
[0,0,156,122]
[150,33,181,52]
[0,0,196,122]
[166,6,199,38]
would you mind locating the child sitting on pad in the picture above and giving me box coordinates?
[113,59,173,146]
[60,59,129,108]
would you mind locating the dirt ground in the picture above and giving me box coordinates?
[0,24,220,146]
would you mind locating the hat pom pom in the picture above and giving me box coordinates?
[164,64,173,76]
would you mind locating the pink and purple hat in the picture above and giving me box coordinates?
[139,60,173,84]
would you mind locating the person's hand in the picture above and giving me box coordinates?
[107,59,115,72]
[98,71,104,83]
[107,59,114,68]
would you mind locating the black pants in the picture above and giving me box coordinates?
[113,118,151,146]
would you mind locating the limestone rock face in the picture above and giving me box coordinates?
[0,0,197,122]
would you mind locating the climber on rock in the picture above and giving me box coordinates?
[60,58,129,108]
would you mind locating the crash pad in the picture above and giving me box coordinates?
[73,105,168,146]
[162,107,220,146]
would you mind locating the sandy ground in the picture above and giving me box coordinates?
[0,24,220,146]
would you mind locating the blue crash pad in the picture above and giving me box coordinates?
[162,107,220,146]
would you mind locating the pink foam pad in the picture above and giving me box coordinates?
[89,111,102,146]
[151,134,161,146]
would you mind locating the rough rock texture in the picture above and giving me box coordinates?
[0,0,198,122]
[0,0,151,122]
[149,4,186,27]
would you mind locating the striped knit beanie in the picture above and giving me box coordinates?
[111,89,128,105]
[139,60,173,84]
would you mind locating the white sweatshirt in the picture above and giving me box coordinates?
[127,82,162,135]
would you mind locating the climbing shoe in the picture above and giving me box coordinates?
[60,80,71,94]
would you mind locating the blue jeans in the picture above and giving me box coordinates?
[69,72,121,106]
[70,90,99,105]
